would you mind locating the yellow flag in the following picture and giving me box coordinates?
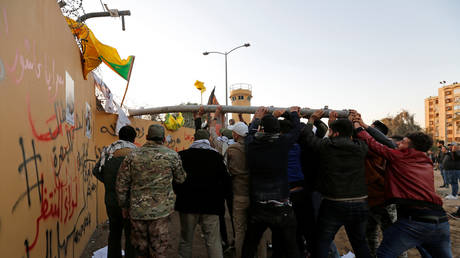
[65,17,134,80]
[194,80,206,93]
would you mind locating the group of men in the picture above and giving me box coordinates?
[435,140,460,201]
[94,105,454,258]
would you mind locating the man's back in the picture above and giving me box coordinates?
[316,137,368,199]
[117,141,186,220]
[227,140,249,197]
[175,148,230,215]
[300,121,368,200]
[247,133,293,201]
[102,148,134,208]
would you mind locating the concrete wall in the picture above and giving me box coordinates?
[0,1,194,257]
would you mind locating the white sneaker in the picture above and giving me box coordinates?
[445,195,458,200]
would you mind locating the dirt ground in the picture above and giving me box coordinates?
[81,170,460,258]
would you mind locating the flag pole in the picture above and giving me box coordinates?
[120,56,135,108]
[201,91,203,105]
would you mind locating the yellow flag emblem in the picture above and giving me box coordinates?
[194,80,206,93]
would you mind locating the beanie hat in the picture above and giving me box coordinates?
[194,129,210,140]
[232,122,248,137]
[261,114,280,133]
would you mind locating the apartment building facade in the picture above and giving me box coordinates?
[425,82,460,143]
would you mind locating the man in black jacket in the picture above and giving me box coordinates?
[242,106,301,258]
[300,110,370,258]
[93,125,137,258]
[174,129,232,258]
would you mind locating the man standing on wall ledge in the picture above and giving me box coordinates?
[116,124,186,258]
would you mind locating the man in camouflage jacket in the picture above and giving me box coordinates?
[116,124,186,258]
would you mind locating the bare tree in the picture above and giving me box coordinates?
[381,110,422,136]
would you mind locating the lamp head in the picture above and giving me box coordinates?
[244,43,250,47]
[203,52,209,55]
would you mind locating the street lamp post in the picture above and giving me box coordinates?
[203,43,250,122]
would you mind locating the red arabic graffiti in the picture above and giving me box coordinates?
[26,169,78,252]
[27,95,62,141]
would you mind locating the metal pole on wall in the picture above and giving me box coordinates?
[128,104,350,118]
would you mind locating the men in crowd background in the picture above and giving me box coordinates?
[242,106,302,258]
[116,124,186,258]
[301,110,371,258]
[437,141,449,188]
[93,125,137,258]
[174,129,231,258]
[442,142,460,200]
[353,112,452,258]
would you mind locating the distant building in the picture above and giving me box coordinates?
[230,83,252,123]
[425,82,460,143]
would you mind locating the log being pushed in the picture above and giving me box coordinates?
[128,105,350,118]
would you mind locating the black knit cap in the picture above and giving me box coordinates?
[372,120,389,136]
[194,129,210,140]
[261,114,280,133]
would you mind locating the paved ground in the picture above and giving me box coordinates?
[81,170,460,258]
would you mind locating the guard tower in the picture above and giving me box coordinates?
[230,83,252,123]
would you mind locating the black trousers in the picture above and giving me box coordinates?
[242,202,301,258]
[272,189,311,256]
[106,205,135,258]
[219,195,235,245]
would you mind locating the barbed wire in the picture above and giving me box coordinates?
[58,0,85,20]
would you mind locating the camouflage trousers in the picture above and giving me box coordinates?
[366,204,408,258]
[130,216,169,258]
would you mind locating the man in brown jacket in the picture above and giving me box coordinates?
[227,121,267,258]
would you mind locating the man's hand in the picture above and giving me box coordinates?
[254,106,268,120]
[122,208,129,219]
[215,105,223,119]
[289,106,301,116]
[348,109,357,122]
[353,112,368,129]
[309,110,324,123]
[238,113,245,123]
[272,109,285,118]
[328,111,338,126]
[193,106,205,119]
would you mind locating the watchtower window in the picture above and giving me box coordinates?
[232,96,236,101]
[238,96,244,100]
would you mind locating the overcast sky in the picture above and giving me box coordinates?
[82,0,460,126]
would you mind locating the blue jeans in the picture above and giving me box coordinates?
[446,170,460,196]
[314,199,371,258]
[440,168,449,186]
[377,218,452,258]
